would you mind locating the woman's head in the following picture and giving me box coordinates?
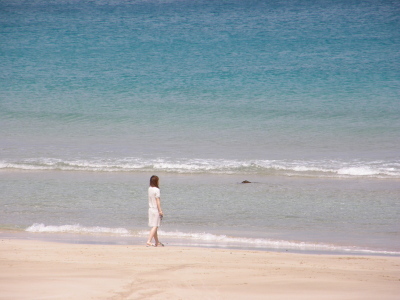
[150,175,159,188]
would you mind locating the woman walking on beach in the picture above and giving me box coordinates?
[147,175,164,247]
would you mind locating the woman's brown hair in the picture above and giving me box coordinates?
[149,175,159,188]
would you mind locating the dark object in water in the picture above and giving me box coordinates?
[241,180,251,183]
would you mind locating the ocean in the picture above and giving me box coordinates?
[1,0,399,255]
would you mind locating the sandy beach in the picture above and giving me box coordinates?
[0,238,399,300]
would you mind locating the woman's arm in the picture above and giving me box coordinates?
[156,197,163,217]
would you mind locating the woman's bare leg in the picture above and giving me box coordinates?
[153,229,160,245]
[147,226,158,245]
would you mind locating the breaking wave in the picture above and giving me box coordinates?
[2,157,400,178]
[26,223,130,236]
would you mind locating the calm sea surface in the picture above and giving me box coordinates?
[1,0,399,255]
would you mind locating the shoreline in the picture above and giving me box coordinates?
[1,238,400,300]
[2,229,400,258]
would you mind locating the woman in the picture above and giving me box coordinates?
[146,175,164,247]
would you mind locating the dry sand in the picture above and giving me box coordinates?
[0,238,399,300]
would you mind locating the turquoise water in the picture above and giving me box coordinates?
[1,0,399,254]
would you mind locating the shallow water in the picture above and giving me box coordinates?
[1,171,399,255]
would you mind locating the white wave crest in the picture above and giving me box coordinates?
[337,167,379,176]
[2,157,400,178]
[26,223,131,236]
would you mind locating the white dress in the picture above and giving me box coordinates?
[148,186,161,227]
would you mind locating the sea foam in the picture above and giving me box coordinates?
[2,157,400,178]
[26,223,130,236]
